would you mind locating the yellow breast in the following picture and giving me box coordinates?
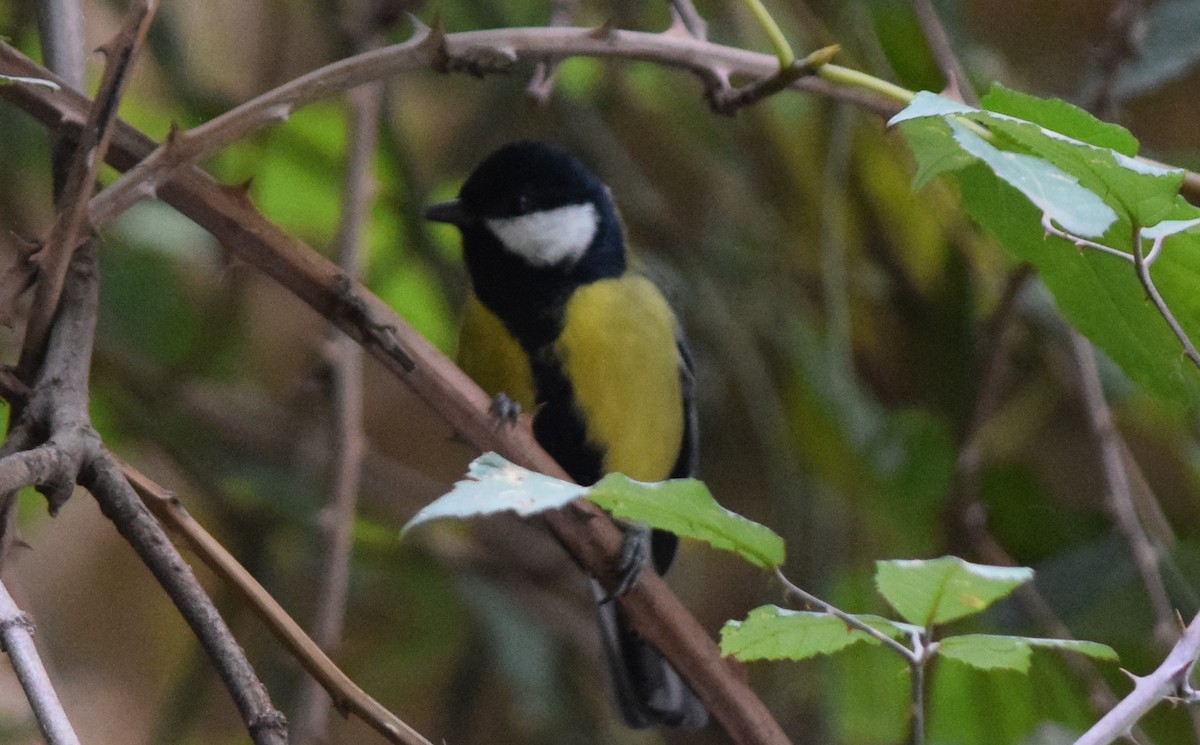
[556,275,685,482]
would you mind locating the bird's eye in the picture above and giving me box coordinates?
[512,193,531,214]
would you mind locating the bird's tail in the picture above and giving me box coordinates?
[592,579,709,730]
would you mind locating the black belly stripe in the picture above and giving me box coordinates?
[529,351,604,486]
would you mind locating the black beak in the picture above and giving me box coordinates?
[424,199,473,227]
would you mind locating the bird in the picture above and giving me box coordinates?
[425,140,708,730]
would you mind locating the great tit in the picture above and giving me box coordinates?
[425,141,707,730]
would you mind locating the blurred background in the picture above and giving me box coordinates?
[3,0,1200,743]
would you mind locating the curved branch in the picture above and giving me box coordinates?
[84,22,900,230]
[83,455,288,745]
[0,45,789,745]
[121,460,431,745]
[0,579,81,745]
[1075,611,1200,745]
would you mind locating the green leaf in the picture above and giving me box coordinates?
[719,605,911,661]
[981,84,1138,155]
[587,473,785,568]
[401,453,586,535]
[938,634,1118,673]
[954,165,1200,406]
[944,119,1117,238]
[874,557,1032,626]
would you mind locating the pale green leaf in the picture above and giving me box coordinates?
[401,453,585,535]
[587,473,785,568]
[875,557,1032,626]
[720,605,909,661]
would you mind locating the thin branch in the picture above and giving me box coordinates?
[1075,611,1200,745]
[293,76,381,745]
[1081,0,1146,117]
[774,568,916,662]
[0,40,804,745]
[84,455,288,745]
[79,23,902,231]
[18,0,158,379]
[1070,332,1178,647]
[34,0,85,91]
[1131,228,1200,369]
[909,0,978,105]
[525,0,579,102]
[0,578,80,745]
[120,460,434,745]
[1042,217,1200,371]
[668,0,708,41]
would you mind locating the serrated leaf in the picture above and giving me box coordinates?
[938,634,1118,673]
[1143,217,1200,240]
[401,453,585,535]
[887,90,976,125]
[938,634,1033,672]
[720,605,910,661]
[875,557,1033,626]
[981,84,1138,155]
[587,473,785,568]
[955,166,1200,406]
[945,119,1117,238]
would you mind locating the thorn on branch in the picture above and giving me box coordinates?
[707,44,839,116]
[332,274,414,371]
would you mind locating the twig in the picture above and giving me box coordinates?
[668,0,708,40]
[525,0,579,102]
[0,578,80,745]
[708,43,840,115]
[1074,611,1200,745]
[0,41,806,745]
[1042,216,1200,371]
[85,455,289,745]
[909,0,978,105]
[33,0,85,91]
[78,23,904,231]
[120,460,432,745]
[774,568,926,744]
[1131,228,1200,369]
[292,76,381,745]
[1070,332,1178,648]
[18,0,158,380]
[1081,0,1146,117]
[774,568,916,662]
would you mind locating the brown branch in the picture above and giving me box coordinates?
[82,23,898,231]
[293,77,382,745]
[1070,332,1178,647]
[121,460,431,745]
[0,45,789,745]
[84,454,288,745]
[0,578,81,745]
[18,0,157,379]
[909,0,977,106]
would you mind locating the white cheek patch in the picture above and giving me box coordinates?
[485,203,599,267]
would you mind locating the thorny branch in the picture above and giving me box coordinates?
[18,0,157,380]
[122,461,431,745]
[0,38,791,745]
[1075,611,1200,745]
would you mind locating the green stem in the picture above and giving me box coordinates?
[739,0,794,67]
[819,63,915,105]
